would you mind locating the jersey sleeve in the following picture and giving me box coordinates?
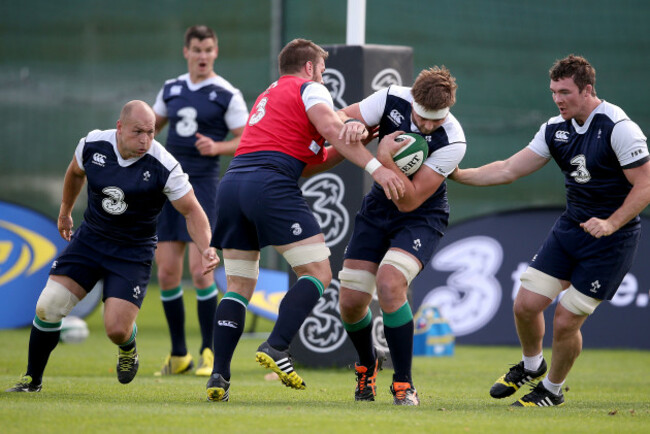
[423,142,467,177]
[611,119,649,168]
[74,136,86,171]
[163,163,192,201]
[152,87,167,117]
[527,123,551,158]
[302,83,334,111]
[225,90,249,130]
[358,88,389,126]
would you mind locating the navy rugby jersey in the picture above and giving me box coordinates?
[74,129,191,254]
[153,73,248,177]
[528,101,649,227]
[360,85,467,217]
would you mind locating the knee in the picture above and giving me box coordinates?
[105,321,132,344]
[339,290,367,319]
[513,297,540,320]
[376,275,407,311]
[35,280,80,323]
[157,266,179,288]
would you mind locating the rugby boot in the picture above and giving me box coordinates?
[490,359,547,398]
[195,348,214,377]
[255,341,305,390]
[512,382,565,407]
[206,373,230,402]
[5,375,42,393]
[390,381,420,406]
[154,353,194,376]
[117,347,139,384]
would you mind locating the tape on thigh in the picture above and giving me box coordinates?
[282,242,331,267]
[224,258,259,279]
[35,279,80,322]
[338,267,377,295]
[379,250,420,285]
[560,285,601,315]
[520,267,564,300]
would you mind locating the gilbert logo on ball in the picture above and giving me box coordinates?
[393,133,429,176]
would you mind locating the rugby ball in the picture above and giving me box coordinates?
[393,133,429,176]
[60,316,89,344]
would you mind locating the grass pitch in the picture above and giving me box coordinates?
[1,288,649,433]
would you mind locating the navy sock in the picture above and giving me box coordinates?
[212,293,247,380]
[196,284,218,352]
[348,332,376,368]
[383,303,414,383]
[161,286,187,356]
[267,276,324,351]
[26,319,61,385]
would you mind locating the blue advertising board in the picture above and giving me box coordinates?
[0,201,105,328]
[411,208,650,349]
[0,201,68,328]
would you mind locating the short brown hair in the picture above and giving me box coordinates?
[549,54,596,96]
[278,39,329,75]
[184,25,217,48]
[411,66,458,110]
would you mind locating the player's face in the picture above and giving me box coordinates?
[411,110,446,135]
[550,77,592,124]
[310,57,326,84]
[184,37,218,82]
[116,109,155,159]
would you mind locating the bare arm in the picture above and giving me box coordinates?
[195,126,245,157]
[450,148,549,186]
[376,131,447,212]
[580,161,650,238]
[170,189,220,274]
[58,157,86,241]
[155,114,168,136]
[307,103,404,199]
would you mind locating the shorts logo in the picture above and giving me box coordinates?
[301,173,349,247]
[132,285,141,300]
[218,320,238,328]
[413,239,422,251]
[590,280,601,293]
[291,223,302,236]
[92,153,106,167]
[298,279,347,352]
[371,68,403,91]
[555,130,570,142]
[142,171,150,182]
[322,68,347,109]
[389,109,404,126]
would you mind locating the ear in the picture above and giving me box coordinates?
[183,46,189,60]
[583,84,593,97]
[305,60,313,77]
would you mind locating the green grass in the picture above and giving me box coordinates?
[1,288,649,433]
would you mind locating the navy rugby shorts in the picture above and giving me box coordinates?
[529,215,640,300]
[212,170,322,250]
[157,175,219,242]
[344,193,447,267]
[49,235,152,308]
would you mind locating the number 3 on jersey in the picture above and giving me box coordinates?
[249,97,268,126]
[102,186,128,215]
[176,106,198,137]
